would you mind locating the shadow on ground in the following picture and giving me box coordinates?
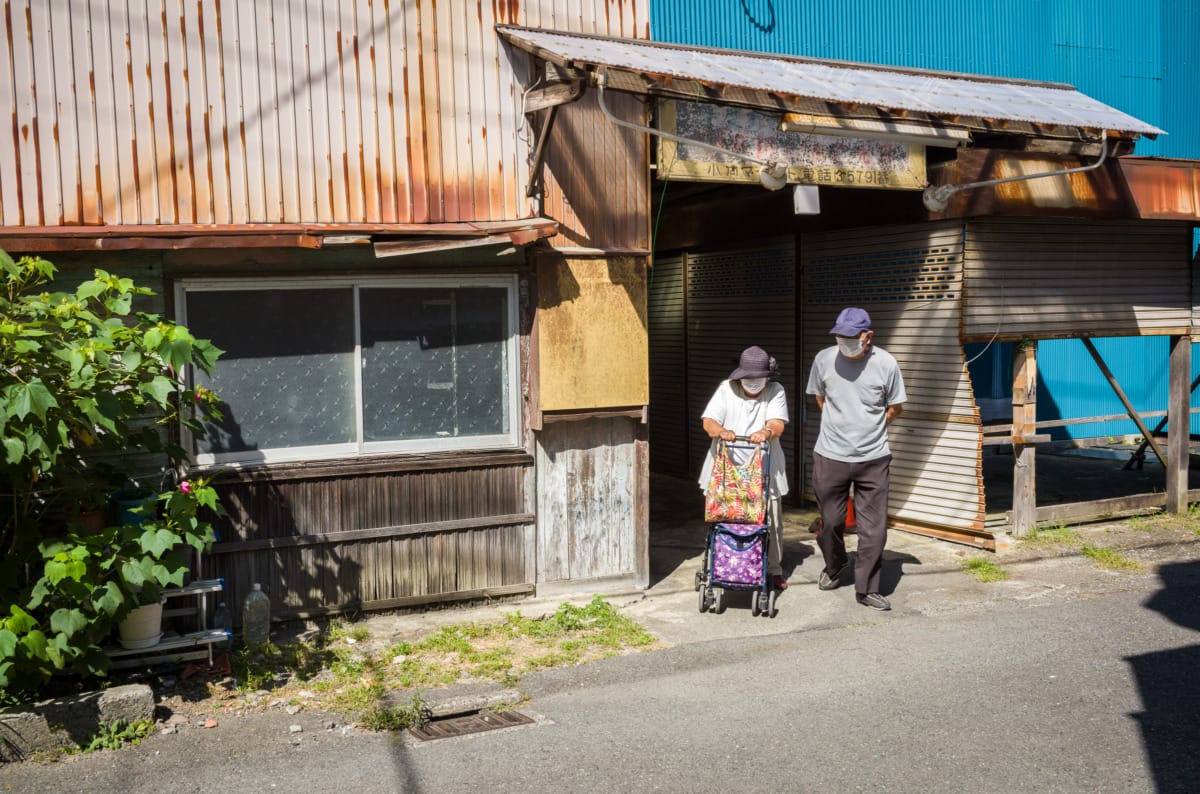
[1129,559,1200,793]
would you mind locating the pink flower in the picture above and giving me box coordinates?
[179,480,192,494]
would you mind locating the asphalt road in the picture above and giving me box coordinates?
[4,557,1199,794]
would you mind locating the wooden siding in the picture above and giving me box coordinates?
[962,219,1193,340]
[802,223,988,536]
[203,452,535,620]
[541,90,650,251]
[536,417,640,583]
[0,0,646,229]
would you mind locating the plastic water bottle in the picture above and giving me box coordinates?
[242,583,270,649]
[212,601,233,649]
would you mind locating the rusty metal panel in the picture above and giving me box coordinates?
[1119,158,1200,220]
[536,253,649,411]
[1,1,647,230]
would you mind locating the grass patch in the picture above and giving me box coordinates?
[76,719,153,753]
[1081,544,1141,571]
[960,557,1009,583]
[1126,504,1200,534]
[359,694,431,733]
[1023,523,1080,546]
[216,595,657,730]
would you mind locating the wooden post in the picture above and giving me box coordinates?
[1011,340,1038,536]
[1167,334,1191,514]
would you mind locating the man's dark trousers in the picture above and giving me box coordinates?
[812,451,891,596]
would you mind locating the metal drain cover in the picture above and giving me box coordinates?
[409,710,534,741]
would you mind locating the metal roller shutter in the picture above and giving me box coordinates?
[648,254,689,477]
[802,222,987,538]
[686,239,797,494]
[963,219,1192,341]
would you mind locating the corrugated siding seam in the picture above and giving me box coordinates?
[1,1,647,229]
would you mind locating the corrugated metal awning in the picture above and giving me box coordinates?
[497,25,1163,141]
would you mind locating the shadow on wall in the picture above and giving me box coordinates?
[1127,560,1200,792]
[204,473,363,630]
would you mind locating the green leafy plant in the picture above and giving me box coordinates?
[360,694,431,732]
[78,718,153,753]
[84,718,151,752]
[960,557,1009,582]
[0,252,223,701]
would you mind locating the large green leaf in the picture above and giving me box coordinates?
[152,562,186,588]
[164,337,195,371]
[93,581,125,616]
[6,379,58,421]
[140,527,181,558]
[139,375,175,405]
[3,436,24,463]
[143,327,164,350]
[20,630,48,658]
[49,608,88,639]
[75,279,107,301]
[0,628,17,658]
[45,558,87,586]
[6,605,39,633]
[120,347,143,371]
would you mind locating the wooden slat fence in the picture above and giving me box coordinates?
[202,451,535,621]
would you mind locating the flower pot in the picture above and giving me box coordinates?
[118,601,164,650]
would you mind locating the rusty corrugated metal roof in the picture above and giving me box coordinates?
[497,25,1164,139]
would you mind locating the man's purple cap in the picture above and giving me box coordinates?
[830,307,872,336]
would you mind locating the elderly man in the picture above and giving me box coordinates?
[806,307,906,611]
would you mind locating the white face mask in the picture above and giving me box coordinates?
[836,335,865,358]
[740,378,767,395]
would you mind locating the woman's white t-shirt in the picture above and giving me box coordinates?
[697,380,789,497]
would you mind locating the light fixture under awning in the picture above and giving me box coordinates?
[496,25,1164,142]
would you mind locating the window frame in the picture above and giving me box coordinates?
[175,274,522,467]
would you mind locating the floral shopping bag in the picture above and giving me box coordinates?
[703,441,766,524]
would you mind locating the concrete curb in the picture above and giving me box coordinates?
[0,683,154,761]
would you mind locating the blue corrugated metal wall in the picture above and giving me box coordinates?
[652,0,1200,437]
[652,0,1198,157]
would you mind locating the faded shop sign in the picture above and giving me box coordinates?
[657,101,925,190]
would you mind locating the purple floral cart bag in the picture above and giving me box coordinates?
[710,523,768,586]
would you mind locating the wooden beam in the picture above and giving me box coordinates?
[1011,341,1038,536]
[1011,488,1200,526]
[1166,334,1192,513]
[1080,338,1167,466]
[205,513,536,554]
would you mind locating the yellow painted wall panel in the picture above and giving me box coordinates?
[537,255,648,410]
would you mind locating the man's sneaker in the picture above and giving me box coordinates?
[856,592,891,611]
[817,563,848,591]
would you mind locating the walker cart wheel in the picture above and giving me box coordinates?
[757,592,769,616]
[751,591,761,617]
[767,589,778,618]
[714,588,725,614]
[698,586,708,613]
[694,569,704,591]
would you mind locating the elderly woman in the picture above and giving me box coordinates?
[698,345,790,590]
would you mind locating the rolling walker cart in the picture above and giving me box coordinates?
[695,437,779,618]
